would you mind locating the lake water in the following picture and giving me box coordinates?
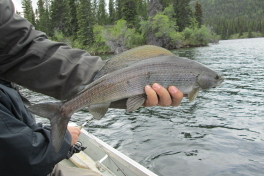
[24,38,264,176]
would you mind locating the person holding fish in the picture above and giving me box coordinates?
[0,0,185,175]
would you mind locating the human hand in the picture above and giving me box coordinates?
[67,126,81,146]
[143,83,186,107]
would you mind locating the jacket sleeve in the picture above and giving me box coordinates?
[0,82,72,176]
[0,0,106,100]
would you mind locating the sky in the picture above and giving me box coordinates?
[12,0,109,13]
[12,0,38,12]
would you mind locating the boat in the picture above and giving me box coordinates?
[60,123,158,176]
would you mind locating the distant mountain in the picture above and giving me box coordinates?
[191,0,263,19]
[190,0,264,39]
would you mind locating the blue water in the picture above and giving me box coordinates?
[25,38,264,176]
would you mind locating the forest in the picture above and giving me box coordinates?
[19,0,263,54]
[190,0,264,39]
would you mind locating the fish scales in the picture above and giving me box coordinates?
[95,45,174,80]
[63,56,212,113]
[28,55,224,152]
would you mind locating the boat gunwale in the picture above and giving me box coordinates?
[79,128,158,176]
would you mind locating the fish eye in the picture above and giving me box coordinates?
[214,74,219,79]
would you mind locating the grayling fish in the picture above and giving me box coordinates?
[28,55,224,152]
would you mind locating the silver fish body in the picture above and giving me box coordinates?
[28,55,224,152]
[70,55,222,109]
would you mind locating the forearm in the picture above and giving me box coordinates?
[0,0,105,100]
[1,37,105,100]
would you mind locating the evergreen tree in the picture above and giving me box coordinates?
[50,0,71,36]
[77,0,94,46]
[16,11,21,15]
[160,0,172,10]
[172,0,193,32]
[68,0,78,39]
[122,0,137,27]
[248,30,253,38]
[147,0,162,17]
[22,0,36,26]
[92,0,98,24]
[115,0,123,20]
[108,0,115,24]
[44,0,52,36]
[190,0,264,38]
[134,0,148,31]
[36,0,46,32]
[136,0,147,20]
[194,1,202,28]
[35,9,39,27]
[97,0,107,25]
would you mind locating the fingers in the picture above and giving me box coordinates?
[152,83,172,106]
[144,83,184,107]
[144,85,158,107]
[168,86,183,106]
[67,126,81,146]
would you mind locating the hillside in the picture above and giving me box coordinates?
[190,0,264,39]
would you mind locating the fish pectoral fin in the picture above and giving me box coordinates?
[28,102,70,152]
[126,94,147,112]
[88,102,111,120]
[188,88,199,102]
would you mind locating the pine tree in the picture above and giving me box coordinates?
[77,0,94,46]
[44,0,52,36]
[122,0,137,28]
[92,0,98,24]
[68,0,78,39]
[115,0,123,20]
[97,0,107,25]
[136,0,147,20]
[134,0,147,31]
[36,0,46,32]
[147,0,162,17]
[172,0,193,32]
[194,1,202,28]
[160,0,172,10]
[35,9,39,27]
[16,11,21,15]
[22,0,36,26]
[50,0,71,36]
[191,0,264,38]
[108,0,115,24]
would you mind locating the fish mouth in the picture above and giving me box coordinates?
[214,77,225,88]
[219,76,225,84]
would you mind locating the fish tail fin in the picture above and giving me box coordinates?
[28,102,71,152]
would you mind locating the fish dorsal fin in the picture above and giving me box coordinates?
[188,88,199,102]
[126,94,147,112]
[88,102,111,120]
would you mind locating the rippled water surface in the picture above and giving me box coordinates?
[24,38,264,176]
